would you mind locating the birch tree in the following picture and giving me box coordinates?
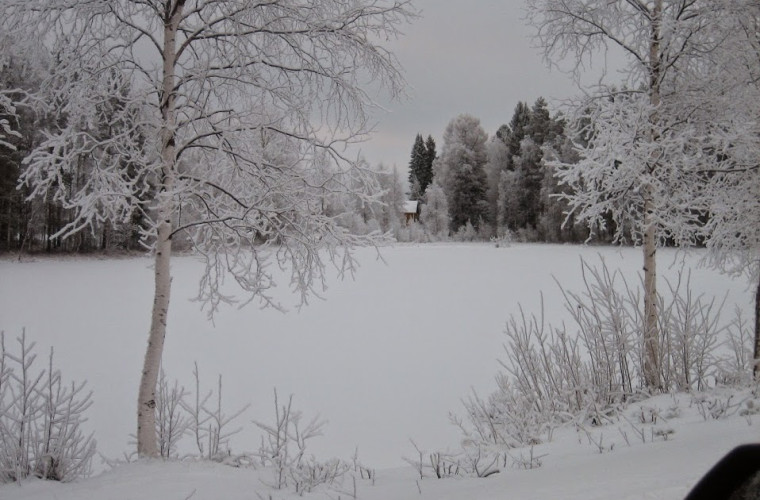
[684,0,760,378]
[526,0,717,390]
[0,0,413,457]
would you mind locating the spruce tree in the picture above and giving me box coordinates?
[496,102,531,230]
[518,97,565,230]
[449,163,489,231]
[407,133,426,200]
[497,97,568,236]
[506,101,531,170]
[421,135,436,194]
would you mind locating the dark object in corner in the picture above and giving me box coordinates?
[684,444,760,500]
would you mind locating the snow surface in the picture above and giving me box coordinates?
[1,392,757,499]
[0,243,756,499]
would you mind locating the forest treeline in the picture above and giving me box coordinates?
[395,99,598,244]
[365,98,621,245]
[1,79,594,252]
[1,53,148,253]
[0,38,627,252]
[0,60,688,252]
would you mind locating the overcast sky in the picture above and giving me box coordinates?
[357,0,601,172]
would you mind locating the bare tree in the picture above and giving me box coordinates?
[1,0,414,457]
[526,0,720,390]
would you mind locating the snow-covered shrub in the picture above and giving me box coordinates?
[658,269,727,391]
[0,331,96,483]
[253,389,353,494]
[717,308,755,386]
[395,221,428,243]
[692,392,744,421]
[455,257,738,455]
[404,441,462,479]
[153,363,248,461]
[155,369,189,459]
[453,221,477,242]
[491,230,514,248]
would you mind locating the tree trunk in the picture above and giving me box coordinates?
[642,205,661,390]
[754,273,760,381]
[136,0,183,458]
[642,0,663,392]
[136,220,172,457]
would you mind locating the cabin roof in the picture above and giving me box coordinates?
[403,200,419,213]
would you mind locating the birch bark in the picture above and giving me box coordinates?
[137,0,183,457]
[755,277,760,380]
[642,0,663,391]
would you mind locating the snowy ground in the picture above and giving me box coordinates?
[0,243,757,498]
[2,390,757,500]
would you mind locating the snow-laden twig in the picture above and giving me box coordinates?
[0,330,95,483]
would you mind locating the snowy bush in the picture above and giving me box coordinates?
[153,371,365,495]
[452,221,478,242]
[717,308,756,386]
[395,221,428,243]
[404,440,502,480]
[155,369,189,459]
[455,257,744,454]
[0,331,96,483]
[491,230,514,248]
[253,389,355,495]
[152,363,248,461]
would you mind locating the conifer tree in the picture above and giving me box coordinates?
[505,102,531,171]
[449,163,489,231]
[421,135,436,194]
[515,98,563,231]
[407,133,427,200]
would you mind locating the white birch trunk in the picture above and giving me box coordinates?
[642,0,663,391]
[754,274,760,380]
[642,203,660,389]
[137,0,183,458]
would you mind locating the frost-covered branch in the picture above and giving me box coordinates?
[1,0,414,456]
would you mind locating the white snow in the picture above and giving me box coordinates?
[0,243,756,499]
[1,398,756,500]
[403,200,419,213]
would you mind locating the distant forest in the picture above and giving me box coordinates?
[2,49,613,254]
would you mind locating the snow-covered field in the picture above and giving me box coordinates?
[0,243,757,499]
